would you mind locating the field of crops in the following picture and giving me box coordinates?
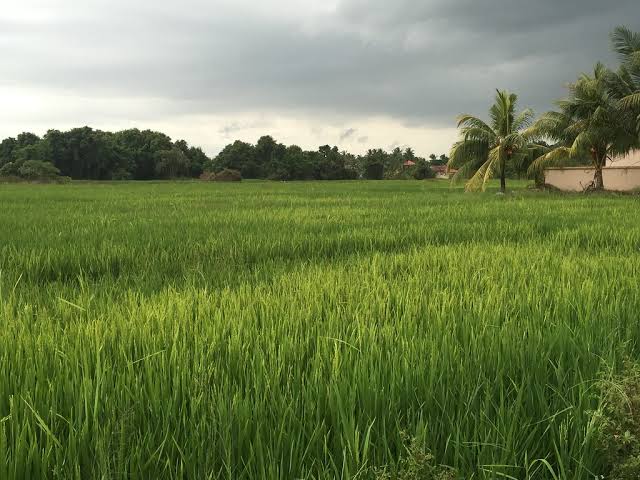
[1,180,640,479]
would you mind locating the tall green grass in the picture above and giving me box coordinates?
[1,180,639,479]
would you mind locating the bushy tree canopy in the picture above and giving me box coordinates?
[0,128,212,181]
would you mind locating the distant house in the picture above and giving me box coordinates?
[403,160,416,167]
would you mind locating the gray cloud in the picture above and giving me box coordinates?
[339,128,357,141]
[1,0,639,147]
[218,119,272,138]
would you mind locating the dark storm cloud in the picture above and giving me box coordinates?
[2,0,639,128]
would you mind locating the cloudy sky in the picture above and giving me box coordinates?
[1,1,638,157]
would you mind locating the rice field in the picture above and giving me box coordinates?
[1,180,640,479]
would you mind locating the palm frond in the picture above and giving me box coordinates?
[512,108,535,131]
[527,147,572,175]
[448,139,488,169]
[465,156,495,192]
[456,114,493,133]
[611,26,640,62]
[620,92,640,109]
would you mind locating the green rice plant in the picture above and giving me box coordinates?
[0,180,639,478]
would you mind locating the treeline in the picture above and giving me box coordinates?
[207,136,446,180]
[0,127,208,180]
[0,128,449,181]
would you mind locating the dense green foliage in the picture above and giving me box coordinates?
[1,180,640,479]
[0,129,442,182]
[0,159,63,181]
[0,128,210,181]
[207,137,438,181]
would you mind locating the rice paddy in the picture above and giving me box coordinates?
[1,180,640,479]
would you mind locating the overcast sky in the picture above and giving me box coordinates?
[1,1,639,157]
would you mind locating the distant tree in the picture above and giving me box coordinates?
[362,149,387,180]
[385,147,404,178]
[114,129,173,180]
[187,146,209,177]
[255,135,278,177]
[269,145,310,180]
[0,137,17,166]
[412,159,435,180]
[210,140,258,177]
[16,132,40,148]
[404,147,415,160]
[316,145,353,180]
[14,142,48,163]
[155,147,191,178]
[173,139,209,177]
[449,90,538,192]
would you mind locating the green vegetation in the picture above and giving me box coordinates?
[205,140,439,181]
[595,363,640,479]
[528,64,636,190]
[448,90,541,192]
[1,180,640,479]
[0,129,210,181]
[0,129,445,183]
[450,26,640,192]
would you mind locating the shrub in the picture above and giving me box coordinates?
[413,162,436,180]
[595,362,640,479]
[1,159,64,181]
[0,161,21,177]
[17,160,61,179]
[374,433,456,480]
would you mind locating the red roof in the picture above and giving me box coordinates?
[403,160,416,166]
[431,164,448,173]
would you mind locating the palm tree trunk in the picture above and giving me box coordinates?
[590,150,605,191]
[593,166,604,190]
[500,155,507,193]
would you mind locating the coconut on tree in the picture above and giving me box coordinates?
[528,63,636,190]
[448,89,538,193]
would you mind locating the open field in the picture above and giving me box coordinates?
[1,180,640,479]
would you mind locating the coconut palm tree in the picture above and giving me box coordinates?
[607,26,640,138]
[528,63,635,190]
[448,90,536,193]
